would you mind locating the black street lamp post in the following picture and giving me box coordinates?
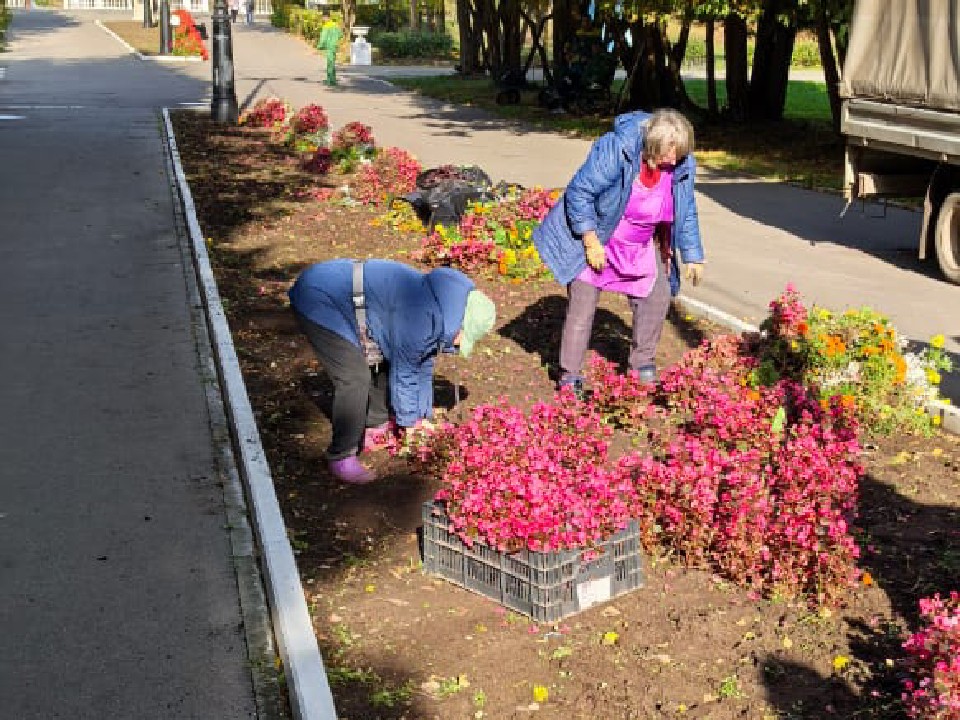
[211,0,239,123]
[159,0,171,55]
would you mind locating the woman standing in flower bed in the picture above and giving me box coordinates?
[534,109,705,394]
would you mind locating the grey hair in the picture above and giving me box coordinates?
[642,109,694,167]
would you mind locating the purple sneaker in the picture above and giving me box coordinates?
[328,455,376,485]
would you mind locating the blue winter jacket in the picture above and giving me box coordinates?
[288,259,474,427]
[533,110,704,295]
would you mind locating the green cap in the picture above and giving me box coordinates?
[459,290,496,358]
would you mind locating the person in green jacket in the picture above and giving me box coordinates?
[316,13,343,87]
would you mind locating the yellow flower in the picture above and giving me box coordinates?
[926,369,942,385]
[832,655,850,672]
[933,415,942,426]
[532,685,549,703]
[602,631,619,645]
[931,334,946,349]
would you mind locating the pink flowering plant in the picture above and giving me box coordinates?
[901,591,960,718]
[329,121,376,173]
[239,97,291,129]
[284,103,330,151]
[354,147,421,206]
[608,346,862,603]
[411,397,637,553]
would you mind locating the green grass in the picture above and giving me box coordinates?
[391,74,843,189]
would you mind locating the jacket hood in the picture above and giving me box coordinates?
[613,110,650,163]
[424,267,476,351]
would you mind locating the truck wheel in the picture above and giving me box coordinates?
[935,192,960,284]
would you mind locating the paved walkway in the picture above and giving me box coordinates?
[0,9,272,719]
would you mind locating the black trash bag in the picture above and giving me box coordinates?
[403,165,494,228]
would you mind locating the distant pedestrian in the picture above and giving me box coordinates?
[228,0,239,23]
[245,0,255,25]
[316,12,343,86]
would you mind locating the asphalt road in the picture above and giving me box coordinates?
[0,10,259,719]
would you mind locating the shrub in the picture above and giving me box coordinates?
[302,147,333,175]
[902,592,960,719]
[284,103,329,151]
[372,30,453,59]
[354,147,421,205]
[791,38,821,68]
[754,286,952,435]
[239,97,291,129]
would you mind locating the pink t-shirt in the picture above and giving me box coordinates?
[577,168,674,298]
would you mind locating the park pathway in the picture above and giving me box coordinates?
[0,9,268,719]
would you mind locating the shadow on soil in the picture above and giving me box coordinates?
[760,469,960,719]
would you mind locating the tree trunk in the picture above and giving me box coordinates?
[749,0,798,120]
[340,0,356,42]
[498,0,523,80]
[816,3,842,133]
[706,18,718,117]
[551,0,572,71]
[409,0,418,29]
[456,0,481,74]
[724,13,749,122]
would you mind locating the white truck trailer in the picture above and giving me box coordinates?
[840,0,960,284]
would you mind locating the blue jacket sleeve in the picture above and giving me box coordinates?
[564,133,623,237]
[389,331,435,427]
[674,156,705,264]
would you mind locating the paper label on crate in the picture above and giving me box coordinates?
[576,576,612,608]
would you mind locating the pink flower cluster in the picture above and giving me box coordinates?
[354,147,421,205]
[302,147,332,175]
[331,121,375,151]
[288,103,329,136]
[763,282,808,338]
[902,592,960,719]
[419,398,636,553]
[414,231,494,271]
[603,339,862,603]
[239,97,289,128]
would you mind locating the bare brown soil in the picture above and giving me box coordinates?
[170,111,960,720]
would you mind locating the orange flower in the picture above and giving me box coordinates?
[861,571,874,587]
[797,321,809,336]
[892,354,906,384]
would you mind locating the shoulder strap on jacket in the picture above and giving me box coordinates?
[351,260,366,331]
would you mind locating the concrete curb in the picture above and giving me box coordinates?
[95,19,203,62]
[675,293,960,436]
[161,108,338,720]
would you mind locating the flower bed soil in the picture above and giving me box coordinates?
[171,111,960,720]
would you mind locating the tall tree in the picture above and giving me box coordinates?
[748,0,799,120]
[724,11,749,121]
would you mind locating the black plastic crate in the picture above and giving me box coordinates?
[421,501,644,622]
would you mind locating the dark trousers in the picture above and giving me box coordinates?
[559,250,671,380]
[295,313,390,460]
